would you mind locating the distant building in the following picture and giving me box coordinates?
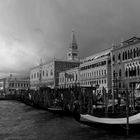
[0,74,30,94]
[30,31,80,89]
[111,36,140,94]
[59,67,80,88]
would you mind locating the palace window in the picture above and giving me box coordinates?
[125,51,127,60]
[113,70,116,78]
[125,68,128,77]
[118,53,121,61]
[99,70,101,76]
[37,72,39,78]
[128,50,130,59]
[75,74,77,81]
[133,66,137,76]
[139,49,140,56]
[43,71,45,76]
[113,55,115,61]
[133,48,136,58]
[119,83,121,88]
[102,70,104,75]
[136,48,139,57]
[137,66,140,76]
[50,70,53,76]
[32,74,33,79]
[46,70,48,77]
[130,49,133,58]
[34,73,36,78]
[104,70,106,75]
[128,67,131,77]
[122,52,125,60]
[119,69,121,77]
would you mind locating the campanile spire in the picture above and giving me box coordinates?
[71,30,77,48]
[67,30,79,61]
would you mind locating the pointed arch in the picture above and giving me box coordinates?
[122,52,125,60]
[136,48,139,57]
[133,48,136,58]
[134,65,137,76]
[128,50,130,59]
[125,51,127,60]
[137,65,140,76]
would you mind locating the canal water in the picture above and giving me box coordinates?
[0,101,140,140]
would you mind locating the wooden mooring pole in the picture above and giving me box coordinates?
[126,89,129,136]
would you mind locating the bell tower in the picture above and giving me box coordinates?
[67,30,79,61]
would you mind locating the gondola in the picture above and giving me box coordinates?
[72,85,140,135]
[80,112,140,124]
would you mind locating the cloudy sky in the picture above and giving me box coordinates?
[0,0,140,73]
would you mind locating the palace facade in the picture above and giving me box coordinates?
[111,37,140,94]
[59,67,80,88]
[58,36,140,96]
[30,60,79,89]
[79,48,112,94]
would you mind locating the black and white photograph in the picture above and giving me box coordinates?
[1,0,140,139]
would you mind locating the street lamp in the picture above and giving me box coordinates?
[77,82,80,87]
[96,84,99,89]
[90,81,93,88]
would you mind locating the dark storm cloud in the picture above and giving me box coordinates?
[47,0,140,56]
[0,0,140,73]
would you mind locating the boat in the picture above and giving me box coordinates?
[80,113,140,125]
[47,107,71,115]
[42,88,73,115]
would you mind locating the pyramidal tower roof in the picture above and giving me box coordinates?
[72,30,77,45]
[69,30,78,49]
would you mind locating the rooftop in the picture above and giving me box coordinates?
[112,36,140,50]
[80,48,112,64]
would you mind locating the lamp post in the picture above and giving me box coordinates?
[90,81,93,114]
[90,82,99,114]
[95,83,99,94]
[39,59,42,89]
[103,86,108,117]
[90,81,93,88]
[126,87,129,136]
[131,84,135,111]
[112,72,119,113]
